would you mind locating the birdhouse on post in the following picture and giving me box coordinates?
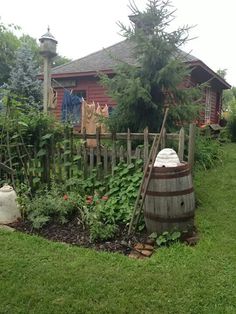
[39,28,57,113]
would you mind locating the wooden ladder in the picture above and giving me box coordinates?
[128,108,169,235]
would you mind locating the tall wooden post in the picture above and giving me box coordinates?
[42,57,51,113]
[39,28,57,113]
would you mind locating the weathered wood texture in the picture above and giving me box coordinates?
[0,125,195,185]
[144,163,195,234]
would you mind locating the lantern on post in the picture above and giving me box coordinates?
[39,27,57,113]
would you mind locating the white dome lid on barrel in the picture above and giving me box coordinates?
[154,148,180,167]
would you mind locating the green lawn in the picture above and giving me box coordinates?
[1,144,236,314]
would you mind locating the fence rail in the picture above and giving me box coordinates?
[0,124,196,187]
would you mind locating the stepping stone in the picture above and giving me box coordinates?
[128,250,146,260]
[134,243,154,251]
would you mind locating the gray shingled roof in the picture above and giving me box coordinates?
[52,40,198,75]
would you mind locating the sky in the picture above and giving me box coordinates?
[1,0,236,86]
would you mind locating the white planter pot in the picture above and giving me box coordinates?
[0,185,21,224]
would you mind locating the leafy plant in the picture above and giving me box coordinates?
[149,231,181,247]
[21,186,86,229]
[85,160,143,240]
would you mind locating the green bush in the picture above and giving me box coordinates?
[227,105,236,142]
[85,160,143,240]
[21,187,86,229]
[194,134,223,170]
[19,160,143,240]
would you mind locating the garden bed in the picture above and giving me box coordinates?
[8,217,197,256]
[8,217,149,255]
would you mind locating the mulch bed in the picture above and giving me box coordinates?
[8,217,149,256]
[8,218,198,257]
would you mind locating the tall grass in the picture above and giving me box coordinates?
[227,103,236,142]
[194,134,223,170]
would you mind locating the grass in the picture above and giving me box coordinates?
[1,143,236,314]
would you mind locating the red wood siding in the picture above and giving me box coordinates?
[51,74,223,126]
[51,76,116,120]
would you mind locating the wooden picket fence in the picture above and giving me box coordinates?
[73,123,196,177]
[0,124,196,186]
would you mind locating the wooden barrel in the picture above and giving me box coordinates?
[144,163,195,234]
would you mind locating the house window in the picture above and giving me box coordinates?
[73,90,87,100]
[205,87,211,124]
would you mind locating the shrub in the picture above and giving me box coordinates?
[227,105,236,142]
[19,160,143,240]
[21,187,86,229]
[194,134,223,170]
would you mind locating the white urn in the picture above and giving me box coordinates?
[0,184,21,224]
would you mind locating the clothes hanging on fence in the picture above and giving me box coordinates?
[48,87,57,109]
[61,90,83,125]
[97,104,109,133]
[82,101,97,147]
[82,101,110,147]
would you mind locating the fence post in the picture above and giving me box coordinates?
[160,127,166,150]
[144,127,149,166]
[127,128,132,164]
[70,126,74,177]
[178,127,185,162]
[188,123,196,167]
[89,147,94,175]
[82,127,87,177]
[103,146,108,176]
[119,145,124,162]
[111,132,116,175]
[96,127,101,177]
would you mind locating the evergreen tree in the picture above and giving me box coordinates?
[0,21,20,85]
[100,0,200,132]
[8,42,42,106]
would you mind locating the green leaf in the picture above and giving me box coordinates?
[63,150,71,155]
[11,134,19,139]
[162,231,169,236]
[73,156,81,161]
[41,133,53,140]
[64,162,72,167]
[18,121,28,127]
[149,232,157,239]
[127,163,135,169]
[156,236,167,246]
[171,231,181,241]
[33,177,40,184]
[36,149,46,157]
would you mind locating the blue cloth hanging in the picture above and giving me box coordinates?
[61,90,82,125]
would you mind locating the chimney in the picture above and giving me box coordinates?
[129,14,154,35]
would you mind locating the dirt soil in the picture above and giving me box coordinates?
[8,217,149,255]
[8,217,198,256]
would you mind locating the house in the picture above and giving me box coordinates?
[51,39,231,128]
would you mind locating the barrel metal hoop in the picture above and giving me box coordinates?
[151,163,189,173]
[145,187,194,197]
[148,169,191,179]
[144,211,195,223]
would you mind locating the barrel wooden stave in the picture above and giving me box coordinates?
[144,163,195,234]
